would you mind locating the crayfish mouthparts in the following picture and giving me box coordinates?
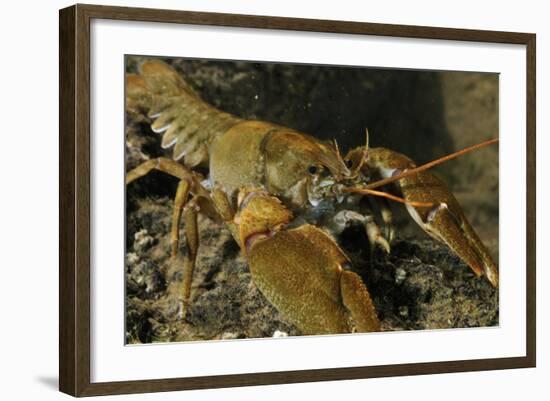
[306,181,351,208]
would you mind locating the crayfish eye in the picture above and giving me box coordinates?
[345,159,353,169]
[308,165,318,175]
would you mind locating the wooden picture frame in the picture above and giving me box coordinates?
[59,3,536,397]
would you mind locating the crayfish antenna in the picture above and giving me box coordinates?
[343,187,434,208]
[364,137,499,191]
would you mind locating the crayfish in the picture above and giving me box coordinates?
[126,60,498,335]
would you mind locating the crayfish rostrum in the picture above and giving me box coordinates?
[125,59,498,338]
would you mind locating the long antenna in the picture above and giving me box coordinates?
[343,187,434,207]
[364,137,498,191]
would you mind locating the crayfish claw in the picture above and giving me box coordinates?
[427,202,498,287]
[236,190,381,334]
[401,176,499,288]
[340,270,381,332]
[247,225,381,334]
[366,147,498,288]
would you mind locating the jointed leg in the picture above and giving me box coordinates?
[330,210,390,254]
[210,187,235,222]
[210,187,241,244]
[171,179,191,258]
[126,157,196,184]
[374,196,395,244]
[181,200,199,318]
[127,157,208,318]
[127,157,199,259]
[364,190,395,248]
[363,214,390,254]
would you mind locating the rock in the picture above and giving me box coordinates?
[398,306,409,318]
[220,332,241,340]
[395,267,407,285]
[133,229,155,253]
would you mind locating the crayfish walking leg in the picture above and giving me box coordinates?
[126,157,214,317]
